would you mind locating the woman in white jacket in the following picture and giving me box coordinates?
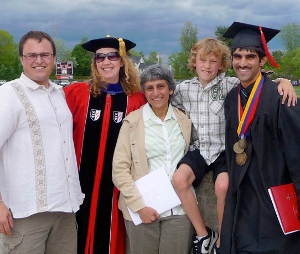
[113,64,196,254]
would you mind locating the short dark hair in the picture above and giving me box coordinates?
[231,46,266,61]
[19,31,56,56]
[140,64,176,92]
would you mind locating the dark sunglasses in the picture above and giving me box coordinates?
[94,52,120,63]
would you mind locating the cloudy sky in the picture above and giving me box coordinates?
[1,0,299,62]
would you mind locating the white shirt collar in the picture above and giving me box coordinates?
[20,73,62,91]
[142,102,177,123]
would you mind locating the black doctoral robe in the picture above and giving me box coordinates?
[64,82,146,254]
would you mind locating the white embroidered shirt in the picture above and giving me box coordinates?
[0,73,84,218]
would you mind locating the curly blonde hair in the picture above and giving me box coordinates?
[187,38,231,75]
[89,53,141,97]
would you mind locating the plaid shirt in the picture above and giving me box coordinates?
[171,73,239,165]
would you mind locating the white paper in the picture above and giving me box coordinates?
[128,167,181,225]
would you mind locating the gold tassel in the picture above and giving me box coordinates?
[118,38,126,56]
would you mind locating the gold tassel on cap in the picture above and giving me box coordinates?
[118,38,126,56]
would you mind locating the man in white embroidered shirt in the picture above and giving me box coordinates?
[0,31,84,253]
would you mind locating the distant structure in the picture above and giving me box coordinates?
[54,22,57,40]
[53,23,73,81]
[56,61,73,80]
[157,53,160,63]
[131,56,157,73]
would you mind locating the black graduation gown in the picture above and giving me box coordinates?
[221,76,300,254]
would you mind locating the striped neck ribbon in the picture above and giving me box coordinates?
[237,73,264,139]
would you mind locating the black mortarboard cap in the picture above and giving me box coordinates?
[223,22,280,68]
[81,35,136,56]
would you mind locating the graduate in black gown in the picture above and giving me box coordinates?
[221,22,300,254]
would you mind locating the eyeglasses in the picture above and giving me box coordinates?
[22,53,54,60]
[94,52,120,63]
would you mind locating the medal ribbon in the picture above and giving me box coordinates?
[237,73,264,138]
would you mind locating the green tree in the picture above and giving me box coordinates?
[277,48,300,80]
[279,23,300,51]
[169,51,191,79]
[272,50,284,63]
[0,30,15,66]
[12,43,23,77]
[215,26,232,49]
[71,37,92,76]
[147,51,161,63]
[180,22,198,53]
[54,38,74,62]
[129,49,142,57]
[0,30,18,80]
[262,50,285,74]
[169,22,198,79]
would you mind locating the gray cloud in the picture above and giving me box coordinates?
[1,0,299,62]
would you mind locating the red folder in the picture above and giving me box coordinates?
[268,183,300,235]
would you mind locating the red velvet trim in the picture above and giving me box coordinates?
[64,82,90,170]
[109,187,126,254]
[85,95,112,254]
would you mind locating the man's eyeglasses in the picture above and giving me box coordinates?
[94,52,120,63]
[22,53,54,60]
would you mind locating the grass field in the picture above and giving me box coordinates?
[294,86,300,98]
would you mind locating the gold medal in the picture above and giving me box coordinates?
[238,138,247,149]
[236,152,247,166]
[233,142,244,154]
